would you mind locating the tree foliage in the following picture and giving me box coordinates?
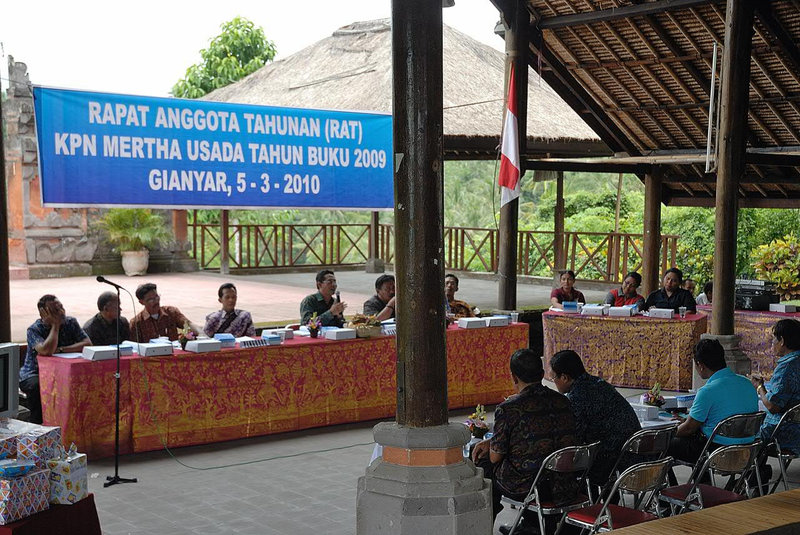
[172,17,277,99]
[752,235,800,300]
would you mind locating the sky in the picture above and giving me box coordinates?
[1,1,504,97]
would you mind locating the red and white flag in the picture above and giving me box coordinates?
[499,64,521,207]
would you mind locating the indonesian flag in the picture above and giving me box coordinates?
[499,64,521,207]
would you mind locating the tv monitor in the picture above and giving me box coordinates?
[0,344,20,419]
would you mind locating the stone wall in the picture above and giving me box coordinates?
[3,57,196,278]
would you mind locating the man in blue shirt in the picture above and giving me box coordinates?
[667,338,758,479]
[751,319,800,454]
[21,295,91,423]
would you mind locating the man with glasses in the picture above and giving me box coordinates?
[129,283,201,341]
[300,269,347,327]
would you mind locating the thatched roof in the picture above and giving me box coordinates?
[504,0,800,207]
[205,19,607,159]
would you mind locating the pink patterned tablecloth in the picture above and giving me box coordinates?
[698,305,800,377]
[543,311,708,390]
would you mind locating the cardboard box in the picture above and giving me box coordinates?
[484,315,510,327]
[0,468,49,524]
[608,306,633,317]
[770,304,797,313]
[46,452,88,505]
[262,328,293,340]
[630,403,660,421]
[649,308,675,319]
[136,342,173,357]
[81,346,119,361]
[213,333,236,348]
[581,305,606,316]
[184,339,222,353]
[16,424,62,470]
[562,301,582,314]
[457,318,487,329]
[676,394,696,408]
[324,328,357,340]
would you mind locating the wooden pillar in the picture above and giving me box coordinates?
[642,166,663,296]
[172,210,188,244]
[498,0,528,311]
[220,210,230,275]
[554,171,565,271]
[392,0,446,427]
[365,211,384,273]
[712,0,755,335]
[0,81,10,342]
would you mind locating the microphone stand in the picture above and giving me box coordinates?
[104,282,137,488]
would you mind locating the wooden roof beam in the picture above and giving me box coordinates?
[537,0,723,29]
[668,195,800,208]
[755,3,800,75]
[663,174,800,184]
[526,159,651,173]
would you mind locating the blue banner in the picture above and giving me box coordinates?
[33,87,393,210]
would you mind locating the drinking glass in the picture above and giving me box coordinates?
[510,312,519,323]
[679,306,687,318]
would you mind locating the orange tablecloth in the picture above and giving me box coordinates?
[39,324,528,459]
[698,305,800,377]
[542,311,707,390]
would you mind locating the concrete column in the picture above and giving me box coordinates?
[357,1,491,532]
[642,166,663,296]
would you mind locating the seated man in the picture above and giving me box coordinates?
[643,267,697,313]
[445,273,474,318]
[129,283,202,341]
[550,349,641,488]
[751,319,800,455]
[667,338,758,481]
[204,283,256,337]
[82,291,131,346]
[682,278,697,297]
[363,274,396,321]
[300,269,347,327]
[696,281,713,305]
[472,348,576,518]
[22,295,91,424]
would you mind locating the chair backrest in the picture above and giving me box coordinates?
[772,402,800,441]
[623,425,678,457]
[543,442,598,474]
[710,412,766,442]
[610,457,673,498]
[699,441,762,481]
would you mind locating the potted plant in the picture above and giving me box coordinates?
[95,208,172,276]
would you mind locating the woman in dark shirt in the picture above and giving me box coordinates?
[550,270,586,309]
[643,267,697,313]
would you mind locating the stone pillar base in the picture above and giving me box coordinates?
[365,258,386,274]
[357,422,492,534]
[700,333,751,387]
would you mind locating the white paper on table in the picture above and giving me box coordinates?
[52,353,83,359]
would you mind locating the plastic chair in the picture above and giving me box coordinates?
[501,442,599,535]
[598,424,678,502]
[760,402,800,494]
[564,457,673,533]
[678,412,766,484]
[659,441,762,514]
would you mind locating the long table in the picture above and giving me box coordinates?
[38,323,528,459]
[542,311,707,390]
[699,305,800,376]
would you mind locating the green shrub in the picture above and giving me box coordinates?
[95,208,172,252]
[751,235,800,300]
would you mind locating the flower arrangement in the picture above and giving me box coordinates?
[641,382,665,407]
[465,404,490,438]
[178,323,197,350]
[307,313,322,338]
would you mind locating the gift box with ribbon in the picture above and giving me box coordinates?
[0,469,50,524]
[45,444,87,505]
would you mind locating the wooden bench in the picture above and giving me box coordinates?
[616,488,800,534]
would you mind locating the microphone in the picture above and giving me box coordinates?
[97,275,125,290]
[335,291,341,303]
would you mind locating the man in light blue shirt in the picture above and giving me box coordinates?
[667,338,759,470]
